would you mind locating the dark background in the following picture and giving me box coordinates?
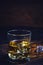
[0,0,43,43]
[0,0,43,27]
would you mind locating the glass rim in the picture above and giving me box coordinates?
[7,30,31,36]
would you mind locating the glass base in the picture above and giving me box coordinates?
[7,56,30,64]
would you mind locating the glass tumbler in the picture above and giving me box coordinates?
[7,30,31,62]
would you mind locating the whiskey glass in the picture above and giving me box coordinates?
[7,30,31,62]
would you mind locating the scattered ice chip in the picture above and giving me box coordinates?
[8,53,16,60]
[17,50,20,53]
